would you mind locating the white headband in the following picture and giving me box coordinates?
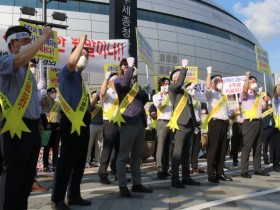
[6,32,31,45]
[211,76,222,82]
[109,75,118,82]
[172,71,180,80]
[121,65,127,70]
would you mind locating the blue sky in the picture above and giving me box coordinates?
[213,0,280,73]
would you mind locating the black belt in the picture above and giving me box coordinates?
[212,118,228,122]
[244,118,262,121]
[157,119,169,122]
[22,117,41,125]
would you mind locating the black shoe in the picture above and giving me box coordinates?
[157,172,167,179]
[67,197,91,206]
[51,201,71,210]
[254,170,270,176]
[171,180,185,188]
[233,162,238,167]
[182,178,201,185]
[274,167,280,172]
[43,167,51,172]
[132,184,153,193]
[264,161,270,165]
[100,177,111,184]
[120,186,131,197]
[218,174,233,181]
[163,171,172,177]
[208,176,219,183]
[241,172,251,178]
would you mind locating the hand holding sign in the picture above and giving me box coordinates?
[42,26,54,40]
[182,59,188,68]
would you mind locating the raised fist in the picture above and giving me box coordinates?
[207,66,212,74]
[181,59,189,68]
[105,72,111,80]
[127,57,135,67]
[246,71,251,78]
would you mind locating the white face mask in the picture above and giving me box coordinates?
[188,89,195,96]
[30,67,36,74]
[251,83,258,91]
[216,83,223,90]
[19,43,32,53]
[164,85,169,93]
[77,55,88,69]
[268,100,272,105]
[50,93,56,99]
[160,86,165,93]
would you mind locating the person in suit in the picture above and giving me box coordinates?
[168,59,200,188]
[262,95,275,165]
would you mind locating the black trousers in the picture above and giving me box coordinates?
[207,119,228,177]
[191,131,201,169]
[231,122,243,163]
[171,121,193,182]
[43,123,60,168]
[0,118,41,210]
[51,113,90,203]
[98,121,120,178]
[262,126,275,163]
[272,130,280,167]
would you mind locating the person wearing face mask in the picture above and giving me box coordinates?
[261,93,275,166]
[168,59,200,188]
[271,81,280,172]
[240,72,270,178]
[152,77,173,179]
[51,34,92,210]
[0,25,53,210]
[203,67,234,183]
[185,83,205,174]
[41,87,61,173]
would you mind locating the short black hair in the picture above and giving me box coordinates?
[47,87,56,93]
[249,75,257,81]
[158,77,170,91]
[71,46,89,54]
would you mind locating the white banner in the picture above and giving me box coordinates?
[0,27,129,73]
[222,76,246,95]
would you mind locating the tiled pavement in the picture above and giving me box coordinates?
[28,157,280,210]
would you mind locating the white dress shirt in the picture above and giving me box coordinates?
[152,92,173,120]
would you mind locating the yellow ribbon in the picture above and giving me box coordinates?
[274,113,280,131]
[0,68,33,138]
[157,95,171,119]
[48,101,60,122]
[103,97,119,122]
[200,95,228,129]
[58,81,88,135]
[151,119,157,129]
[193,99,198,110]
[262,108,273,118]
[112,82,140,127]
[91,103,102,119]
[242,94,260,121]
[166,92,188,132]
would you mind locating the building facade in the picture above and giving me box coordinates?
[0,0,273,92]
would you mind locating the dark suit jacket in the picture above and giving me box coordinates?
[168,68,197,128]
[262,110,275,129]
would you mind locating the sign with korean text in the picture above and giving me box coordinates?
[222,76,246,95]
[136,28,155,73]
[19,21,59,62]
[109,0,137,60]
[48,67,61,88]
[174,66,198,84]
[255,45,271,74]
[0,27,129,74]
[104,64,120,74]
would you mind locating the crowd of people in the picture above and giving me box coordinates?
[0,25,280,210]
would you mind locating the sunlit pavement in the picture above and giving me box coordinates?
[28,156,280,210]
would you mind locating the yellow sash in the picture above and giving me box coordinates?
[200,95,228,129]
[157,95,171,119]
[193,99,198,110]
[103,97,119,122]
[151,119,157,129]
[0,68,33,138]
[113,82,140,127]
[58,81,88,135]
[91,103,102,119]
[262,108,273,118]
[166,92,188,132]
[274,113,280,131]
[242,94,261,121]
[48,101,60,122]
